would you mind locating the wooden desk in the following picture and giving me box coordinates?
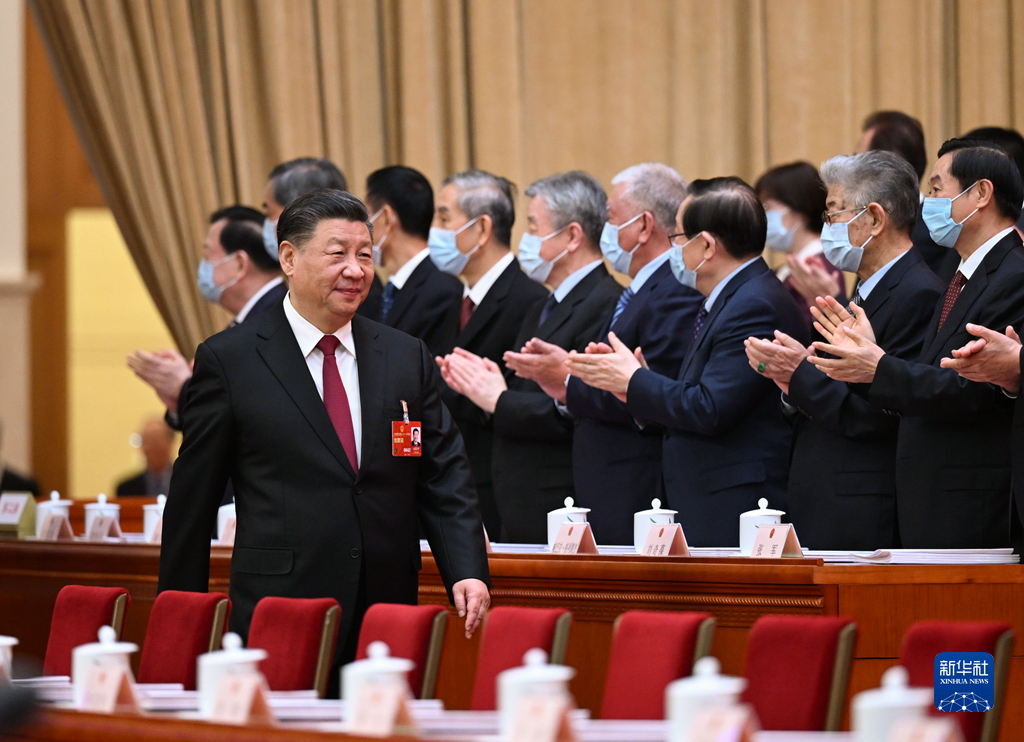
[0,541,1021,739]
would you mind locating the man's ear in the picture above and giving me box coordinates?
[974,179,995,210]
[637,211,654,244]
[476,214,494,247]
[279,241,298,276]
[701,231,718,259]
[565,222,584,253]
[866,202,888,235]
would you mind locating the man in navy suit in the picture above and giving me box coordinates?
[568,179,807,547]
[128,206,287,427]
[506,164,703,545]
[745,152,944,550]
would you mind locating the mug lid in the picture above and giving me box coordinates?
[740,497,785,517]
[667,656,747,696]
[634,498,677,516]
[73,626,137,658]
[200,632,267,666]
[498,648,576,683]
[548,497,590,515]
[345,641,415,675]
[85,494,120,510]
[852,665,932,709]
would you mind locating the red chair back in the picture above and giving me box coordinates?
[43,585,130,676]
[741,615,857,731]
[246,597,340,696]
[138,591,230,689]
[600,611,714,719]
[900,620,1013,742]
[470,607,571,710]
[355,604,446,699]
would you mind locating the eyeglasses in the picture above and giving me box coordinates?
[667,232,690,246]
[821,206,866,225]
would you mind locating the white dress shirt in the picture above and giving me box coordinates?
[705,257,760,311]
[388,247,431,290]
[554,259,603,302]
[465,250,515,304]
[958,227,1014,280]
[283,291,362,462]
[855,250,908,301]
[235,276,284,324]
[629,249,671,294]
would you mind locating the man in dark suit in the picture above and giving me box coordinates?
[569,179,808,547]
[745,152,944,550]
[508,164,703,545]
[364,166,462,357]
[812,139,1024,548]
[439,171,622,542]
[158,190,490,690]
[128,206,287,428]
[115,417,177,496]
[432,170,549,538]
[0,418,40,498]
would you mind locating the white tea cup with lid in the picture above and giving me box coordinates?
[341,640,415,718]
[84,494,120,535]
[852,665,931,742]
[217,501,236,542]
[497,648,576,740]
[633,499,678,554]
[197,632,267,718]
[71,625,137,708]
[35,491,72,537]
[666,656,747,742]
[739,498,784,555]
[143,494,166,541]
[546,497,590,549]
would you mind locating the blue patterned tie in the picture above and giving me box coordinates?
[538,295,558,327]
[610,287,634,328]
[692,305,708,340]
[380,282,397,322]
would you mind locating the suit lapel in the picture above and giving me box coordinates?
[457,258,518,347]
[862,249,921,319]
[352,315,387,477]
[383,260,429,328]
[254,304,356,478]
[537,266,609,339]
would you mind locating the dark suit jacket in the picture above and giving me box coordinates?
[627,259,809,547]
[565,260,704,545]
[785,248,944,550]
[0,468,39,498]
[158,304,490,664]
[382,258,462,358]
[870,231,1024,548]
[912,202,959,284]
[356,272,385,322]
[491,265,623,543]
[439,256,549,537]
[170,280,289,432]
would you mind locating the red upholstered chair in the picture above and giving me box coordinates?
[899,621,1013,742]
[42,585,130,676]
[741,615,857,731]
[246,596,340,698]
[137,591,231,690]
[355,603,447,699]
[600,610,715,719]
[470,607,572,710]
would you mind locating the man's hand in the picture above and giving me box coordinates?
[788,254,842,304]
[452,578,490,638]
[808,326,885,383]
[565,332,642,402]
[127,349,192,413]
[810,296,876,345]
[504,339,570,403]
[940,324,1023,393]
[442,349,507,413]
[744,331,812,395]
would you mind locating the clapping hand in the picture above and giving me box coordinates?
[744,331,812,395]
[940,324,1023,393]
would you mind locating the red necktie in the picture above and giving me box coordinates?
[460,296,475,332]
[938,270,968,330]
[316,335,358,474]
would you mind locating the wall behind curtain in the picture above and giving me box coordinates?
[30,0,1024,354]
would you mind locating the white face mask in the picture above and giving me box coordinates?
[764,209,796,252]
[600,213,644,274]
[820,207,872,272]
[669,235,707,289]
[517,226,569,284]
[428,217,481,276]
[369,208,386,266]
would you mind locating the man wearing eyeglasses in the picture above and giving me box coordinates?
[810,139,1024,549]
[745,151,944,550]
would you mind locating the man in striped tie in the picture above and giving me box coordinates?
[810,139,1024,549]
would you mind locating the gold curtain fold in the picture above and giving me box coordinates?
[29,0,1024,352]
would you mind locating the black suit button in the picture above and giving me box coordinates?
[354,485,362,494]
[350,548,360,559]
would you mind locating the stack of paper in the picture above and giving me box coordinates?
[852,548,1018,565]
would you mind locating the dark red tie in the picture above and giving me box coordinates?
[460,296,475,332]
[938,270,968,330]
[316,335,358,474]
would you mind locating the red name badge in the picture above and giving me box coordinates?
[392,421,422,457]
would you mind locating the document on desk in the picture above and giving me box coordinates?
[850,548,1018,565]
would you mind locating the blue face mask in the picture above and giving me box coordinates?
[428,217,481,275]
[669,235,706,289]
[263,218,279,259]
[922,182,979,248]
[820,207,871,272]
[197,253,240,304]
[369,208,385,266]
[764,209,796,252]
[518,226,568,284]
[600,213,644,275]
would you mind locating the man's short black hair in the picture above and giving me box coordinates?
[682,177,767,259]
[365,166,434,241]
[938,138,1024,222]
[863,111,928,182]
[209,205,280,273]
[269,158,348,208]
[277,189,371,250]
[755,161,827,233]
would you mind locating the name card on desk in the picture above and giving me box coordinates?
[749,523,802,558]
[888,718,964,742]
[511,694,577,742]
[218,517,236,547]
[38,513,74,541]
[348,680,416,737]
[690,704,759,742]
[81,665,140,715]
[210,672,274,726]
[641,523,690,556]
[551,522,597,555]
[0,494,34,540]
[85,515,122,542]
[147,516,163,545]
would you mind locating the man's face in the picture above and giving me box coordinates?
[282,218,373,324]
[607,183,643,243]
[825,184,873,248]
[928,153,979,225]
[263,181,285,221]
[203,219,243,285]
[526,196,570,261]
[434,184,482,254]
